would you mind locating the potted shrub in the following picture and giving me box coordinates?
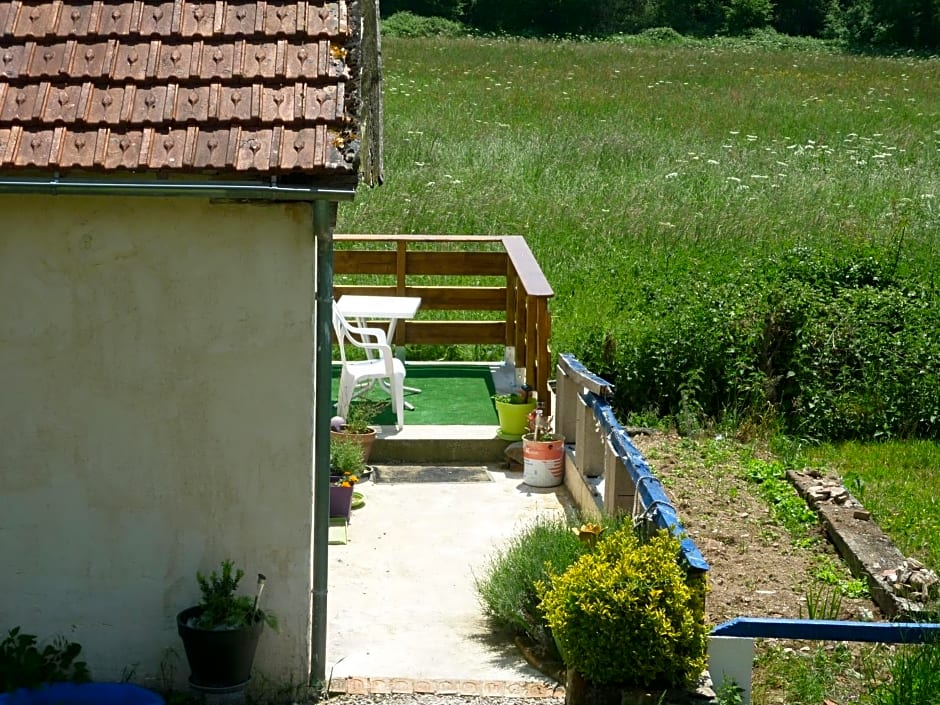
[330,399,384,463]
[176,560,277,693]
[493,385,537,440]
[538,528,708,705]
[329,435,365,520]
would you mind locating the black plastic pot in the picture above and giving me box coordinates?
[176,606,264,692]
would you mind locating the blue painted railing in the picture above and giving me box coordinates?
[712,617,940,643]
[555,353,708,573]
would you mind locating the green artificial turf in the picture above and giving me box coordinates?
[331,364,498,425]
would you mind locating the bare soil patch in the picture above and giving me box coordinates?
[627,430,879,626]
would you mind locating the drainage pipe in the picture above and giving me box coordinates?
[310,199,337,688]
[0,176,356,202]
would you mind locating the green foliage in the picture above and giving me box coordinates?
[742,459,817,535]
[773,0,834,36]
[340,36,940,442]
[865,642,940,705]
[538,529,708,688]
[474,517,587,653]
[836,0,940,51]
[593,1,663,35]
[381,11,469,37]
[808,441,940,571]
[813,557,870,598]
[340,400,383,434]
[802,582,843,620]
[631,25,689,44]
[714,679,745,705]
[195,560,277,630]
[0,627,90,692]
[467,0,591,36]
[724,0,774,34]
[754,642,861,704]
[381,0,468,21]
[590,248,940,442]
[330,435,366,476]
[378,0,940,49]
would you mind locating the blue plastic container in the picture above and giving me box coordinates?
[0,683,164,705]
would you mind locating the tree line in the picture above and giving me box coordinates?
[381,0,940,51]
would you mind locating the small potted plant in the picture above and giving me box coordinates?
[176,560,277,692]
[521,406,565,487]
[329,435,366,520]
[330,399,384,463]
[493,384,537,440]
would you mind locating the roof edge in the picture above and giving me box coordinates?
[0,175,357,202]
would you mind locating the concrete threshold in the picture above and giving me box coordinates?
[372,424,510,464]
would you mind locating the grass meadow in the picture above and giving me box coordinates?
[340,35,940,703]
[337,33,940,555]
[339,37,940,322]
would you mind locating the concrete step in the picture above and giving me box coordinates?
[371,424,511,464]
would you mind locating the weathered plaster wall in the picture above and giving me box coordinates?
[0,195,316,687]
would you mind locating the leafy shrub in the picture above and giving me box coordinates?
[724,0,773,34]
[381,11,469,37]
[632,26,687,44]
[1,627,90,691]
[538,529,708,688]
[195,560,277,630]
[581,248,940,442]
[474,517,586,653]
[381,0,468,22]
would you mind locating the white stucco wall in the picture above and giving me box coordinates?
[0,194,317,688]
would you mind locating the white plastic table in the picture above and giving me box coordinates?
[335,295,423,409]
[335,295,422,346]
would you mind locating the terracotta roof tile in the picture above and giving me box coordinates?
[0,0,360,183]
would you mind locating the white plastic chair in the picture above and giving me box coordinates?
[332,305,407,429]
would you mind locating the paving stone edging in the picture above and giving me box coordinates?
[787,469,938,619]
[328,678,565,698]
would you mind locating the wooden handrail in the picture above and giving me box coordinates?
[333,234,554,411]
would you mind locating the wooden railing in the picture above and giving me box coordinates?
[333,234,554,410]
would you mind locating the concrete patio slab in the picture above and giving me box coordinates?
[325,464,574,694]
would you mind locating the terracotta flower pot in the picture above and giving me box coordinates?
[330,427,377,463]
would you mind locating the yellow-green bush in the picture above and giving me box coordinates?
[538,529,707,688]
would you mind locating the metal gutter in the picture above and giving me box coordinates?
[0,176,356,202]
[310,199,336,688]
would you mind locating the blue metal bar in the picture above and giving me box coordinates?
[712,617,940,643]
[580,388,709,573]
[559,352,615,397]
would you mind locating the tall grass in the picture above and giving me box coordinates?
[807,441,940,570]
[865,643,940,705]
[339,37,940,351]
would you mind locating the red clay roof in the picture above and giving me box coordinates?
[0,1,360,186]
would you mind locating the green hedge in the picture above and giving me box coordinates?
[573,249,940,441]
